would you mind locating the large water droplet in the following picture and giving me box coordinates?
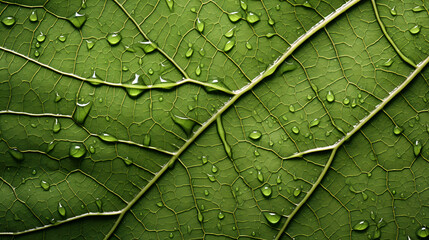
[309,119,320,128]
[223,39,235,52]
[413,6,425,12]
[2,16,16,26]
[409,25,421,35]
[414,140,422,156]
[171,114,197,137]
[29,11,38,22]
[67,12,87,29]
[73,100,92,124]
[36,32,46,43]
[343,97,350,105]
[166,0,174,11]
[352,220,369,231]
[264,212,281,225]
[291,126,300,134]
[58,202,66,217]
[139,41,158,53]
[249,130,262,140]
[9,148,24,161]
[293,188,301,197]
[53,118,61,133]
[40,180,50,191]
[289,105,295,112]
[99,133,118,142]
[228,12,242,22]
[107,33,122,46]
[125,73,145,97]
[58,35,67,42]
[246,12,260,24]
[416,226,429,238]
[225,28,235,38]
[326,91,335,103]
[196,18,204,33]
[69,143,86,158]
[207,174,216,182]
[390,6,397,16]
[261,185,272,197]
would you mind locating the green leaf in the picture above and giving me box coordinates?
[0,0,428,239]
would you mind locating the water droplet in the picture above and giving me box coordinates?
[211,165,218,173]
[264,212,281,225]
[197,210,203,222]
[382,58,393,67]
[291,126,300,134]
[81,0,87,8]
[309,119,320,128]
[377,218,386,228]
[2,16,16,26]
[412,6,425,12]
[190,7,196,13]
[58,35,66,42]
[352,220,369,231]
[34,50,40,57]
[266,33,275,38]
[240,0,247,10]
[409,25,421,35]
[73,100,92,124]
[53,118,61,133]
[351,99,357,108]
[372,229,381,239]
[343,97,350,105]
[246,41,252,50]
[89,145,95,154]
[171,114,197,137]
[46,141,56,152]
[99,133,118,142]
[166,0,174,11]
[40,180,50,191]
[32,169,37,175]
[95,198,102,211]
[107,33,121,46]
[326,91,335,102]
[261,185,272,197]
[123,157,132,166]
[225,28,235,38]
[254,149,260,156]
[249,130,262,140]
[218,212,225,220]
[58,202,66,217]
[414,140,422,156]
[223,39,235,52]
[293,188,301,197]
[196,18,204,33]
[143,134,151,146]
[125,73,145,97]
[257,171,264,182]
[289,105,295,112]
[362,191,368,201]
[228,12,242,22]
[86,40,95,50]
[169,233,174,238]
[69,143,86,158]
[8,148,24,161]
[417,226,429,238]
[202,156,208,164]
[204,189,209,196]
[185,47,193,58]
[36,32,46,43]
[268,18,275,26]
[195,65,201,76]
[139,41,158,53]
[393,126,403,135]
[276,175,282,184]
[67,12,87,29]
[122,66,129,72]
[246,12,260,24]
[207,174,216,182]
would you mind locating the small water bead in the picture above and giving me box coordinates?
[107,33,122,45]
[53,118,61,133]
[218,212,225,220]
[261,185,272,197]
[223,39,235,52]
[35,42,41,48]
[228,12,242,22]
[266,33,275,38]
[34,50,40,57]
[86,40,95,50]
[29,11,38,22]
[36,32,46,43]
[2,16,16,26]
[95,198,102,211]
[69,143,86,158]
[81,0,87,8]
[409,25,421,34]
[417,226,429,238]
[202,156,208,164]
[207,174,216,182]
[362,192,368,201]
[254,149,260,156]
[291,126,300,134]
[58,35,66,42]
[240,0,247,10]
[257,171,264,182]
[166,0,174,11]
[412,6,425,12]
[372,229,381,239]
[211,165,218,173]
[289,105,295,112]
[343,97,350,105]
[185,47,193,58]
[293,188,301,197]
[40,180,50,191]
[351,99,357,108]
[268,18,275,26]
[390,6,397,16]
[67,12,87,29]
[204,190,209,196]
[73,100,92,124]
[171,114,197,137]
[32,169,37,175]
[190,7,196,13]
[89,145,95,154]
[195,65,201,76]
[393,126,403,135]
[414,140,422,156]
[303,1,312,8]
[139,41,157,53]
[246,42,252,50]
[225,28,234,38]
[309,118,320,128]
[9,148,24,161]
[169,233,174,238]
[352,220,369,231]
[197,210,203,222]
[264,212,281,225]
[122,66,128,71]
[143,134,151,146]
[382,58,393,67]
[246,12,260,24]
[99,133,118,142]
[196,18,204,33]
[58,202,66,217]
[123,157,132,166]
[248,130,262,140]
[148,68,154,75]
[326,91,335,102]
[46,141,56,152]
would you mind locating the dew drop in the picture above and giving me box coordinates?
[196,18,204,33]
[166,0,174,11]
[353,220,369,231]
[204,189,209,196]
[246,41,252,50]
[343,97,350,105]
[195,65,201,76]
[123,157,132,166]
[99,133,118,142]
[291,126,300,134]
[382,58,393,67]
[223,39,235,52]
[372,229,381,239]
[69,143,86,158]
[393,126,403,135]
[257,171,264,182]
[413,140,422,156]
[8,148,24,161]
[409,25,421,34]
[73,100,92,124]
[46,141,56,152]
[249,130,262,140]
[171,114,197,137]
[370,211,376,221]
[95,198,102,212]
[58,202,66,217]
[125,73,145,97]
[225,28,235,38]
[2,16,16,27]
[293,188,301,197]
[261,185,272,197]
[34,50,40,57]
[197,210,203,222]
[89,145,95,154]
[53,118,61,133]
[289,105,295,112]
[228,12,242,22]
[362,191,368,201]
[185,47,193,58]
[86,40,95,50]
[254,149,260,156]
[351,99,357,108]
[143,134,151,146]
[390,6,397,16]
[207,174,216,182]
[309,119,320,128]
[246,12,260,24]
[268,18,275,26]
[58,35,66,42]
[264,212,281,225]
[29,11,38,22]
[211,165,218,173]
[122,66,129,71]
[139,41,158,53]
[202,156,208,164]
[412,6,424,12]
[416,226,429,238]
[204,79,231,93]
[240,0,247,10]
[40,180,50,191]
[67,12,87,29]
[107,33,122,46]
[36,32,46,43]
[276,175,282,184]
[218,212,225,220]
[326,91,335,103]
